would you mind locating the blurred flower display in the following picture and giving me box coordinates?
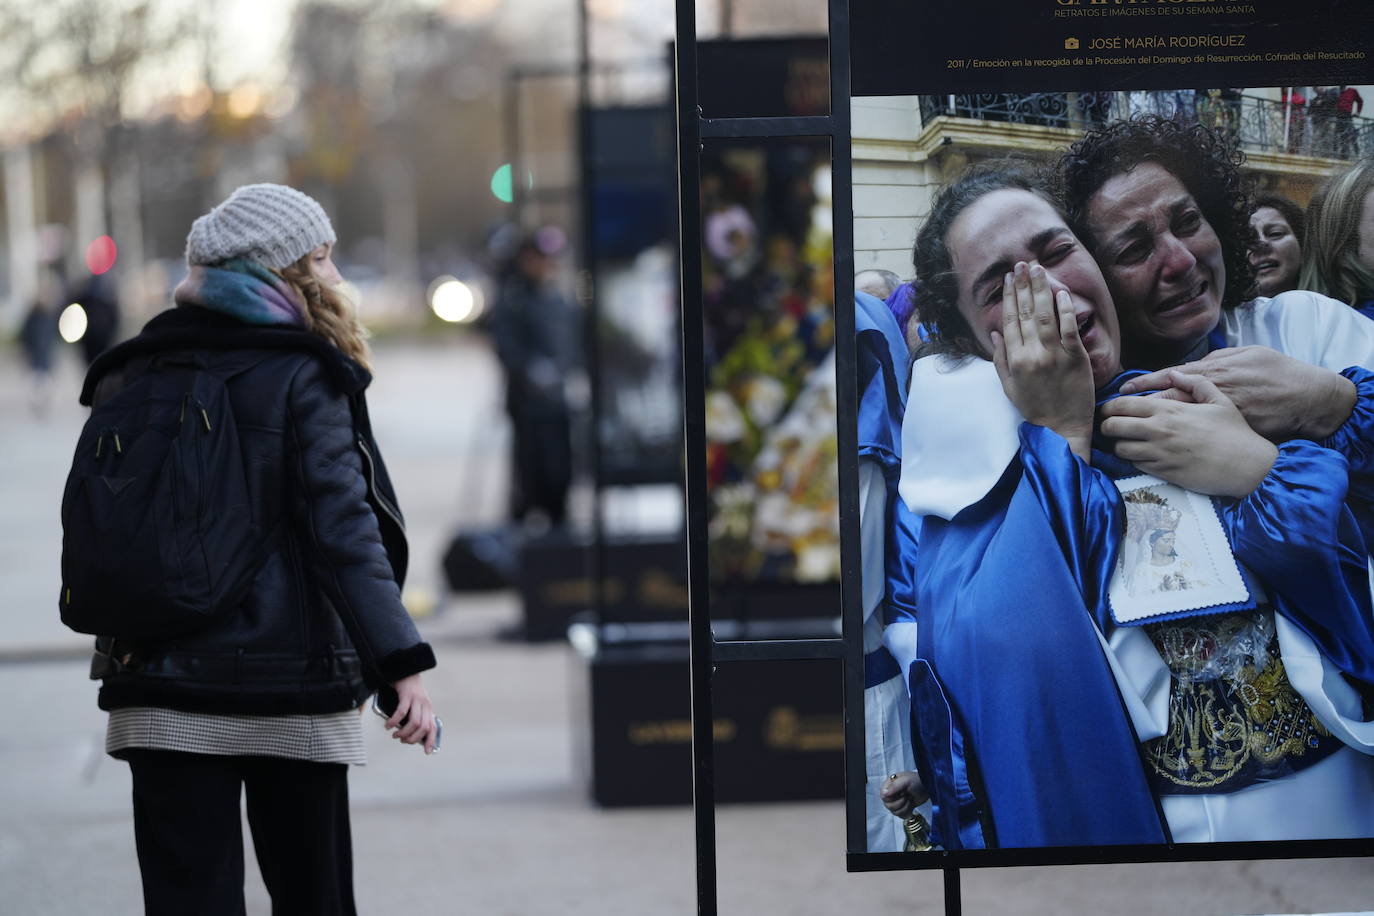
[701,144,837,584]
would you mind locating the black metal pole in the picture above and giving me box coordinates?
[673,0,717,912]
[944,866,963,916]
[828,0,869,861]
[575,0,607,641]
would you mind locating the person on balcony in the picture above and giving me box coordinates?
[1283,87,1308,154]
[1311,86,1341,156]
[1077,90,1114,129]
[1337,86,1364,159]
[1219,87,1243,135]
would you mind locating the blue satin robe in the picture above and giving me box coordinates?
[856,291,908,686]
[855,292,907,494]
[899,376,1374,850]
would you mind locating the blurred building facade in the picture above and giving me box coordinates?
[0,1,580,333]
[853,87,1374,279]
[0,0,835,336]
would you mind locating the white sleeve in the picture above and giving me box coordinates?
[1223,291,1374,371]
[883,620,919,684]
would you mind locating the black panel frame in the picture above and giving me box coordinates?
[674,0,878,912]
[678,0,1373,913]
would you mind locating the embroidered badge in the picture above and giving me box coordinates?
[1107,475,1250,625]
[1141,610,1336,795]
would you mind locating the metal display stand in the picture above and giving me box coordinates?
[672,0,961,911]
[675,0,1374,910]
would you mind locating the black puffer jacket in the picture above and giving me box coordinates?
[81,307,436,715]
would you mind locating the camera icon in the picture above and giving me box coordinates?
[1064,37,1080,50]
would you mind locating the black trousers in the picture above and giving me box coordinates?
[506,391,572,526]
[125,750,356,916]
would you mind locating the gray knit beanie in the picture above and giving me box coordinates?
[185,183,336,269]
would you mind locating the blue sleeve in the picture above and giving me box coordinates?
[884,498,920,628]
[1224,440,1374,685]
[1320,366,1374,476]
[1017,423,1124,630]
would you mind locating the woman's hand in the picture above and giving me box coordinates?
[991,261,1095,460]
[385,673,440,755]
[880,771,930,819]
[1119,346,1356,441]
[1099,370,1278,498]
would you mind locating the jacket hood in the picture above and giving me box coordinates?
[81,306,370,406]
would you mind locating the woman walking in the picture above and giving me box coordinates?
[73,183,438,914]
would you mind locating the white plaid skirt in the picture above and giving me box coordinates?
[107,705,367,765]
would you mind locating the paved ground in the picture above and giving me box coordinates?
[1,334,1370,914]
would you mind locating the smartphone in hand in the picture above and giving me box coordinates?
[371,689,443,752]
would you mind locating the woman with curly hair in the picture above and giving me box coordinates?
[1300,158,1374,318]
[1043,116,1374,483]
[1055,115,1257,368]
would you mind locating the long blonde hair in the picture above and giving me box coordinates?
[1298,159,1374,306]
[277,258,372,371]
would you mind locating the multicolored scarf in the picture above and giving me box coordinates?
[173,258,307,327]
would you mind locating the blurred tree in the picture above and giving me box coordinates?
[0,2,198,313]
[287,0,531,285]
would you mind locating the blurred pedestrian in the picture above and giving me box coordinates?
[71,183,439,915]
[19,266,62,415]
[1300,158,1374,318]
[1247,193,1305,298]
[488,230,578,529]
[69,268,120,366]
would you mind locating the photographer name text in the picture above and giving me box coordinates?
[1084,33,1244,49]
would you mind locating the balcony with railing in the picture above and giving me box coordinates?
[916,91,1372,163]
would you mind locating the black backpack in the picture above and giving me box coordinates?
[59,352,268,638]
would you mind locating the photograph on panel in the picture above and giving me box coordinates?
[850,84,1374,854]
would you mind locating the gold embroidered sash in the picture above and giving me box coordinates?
[1141,610,1337,795]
